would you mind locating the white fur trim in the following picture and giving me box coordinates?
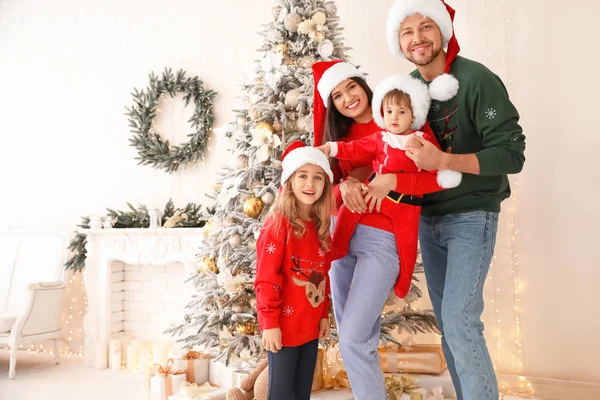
[372,74,431,130]
[381,130,423,150]
[317,62,366,107]
[281,146,334,186]
[436,169,462,188]
[428,73,459,101]
[328,142,339,157]
[386,0,453,57]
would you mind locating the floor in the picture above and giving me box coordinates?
[3,349,599,400]
[0,350,357,400]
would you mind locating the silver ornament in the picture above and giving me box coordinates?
[261,191,275,205]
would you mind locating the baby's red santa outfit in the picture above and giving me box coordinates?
[326,75,462,297]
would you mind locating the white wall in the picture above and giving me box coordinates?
[1,0,599,384]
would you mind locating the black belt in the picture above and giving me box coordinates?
[368,173,423,206]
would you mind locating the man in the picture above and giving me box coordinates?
[385,1,526,399]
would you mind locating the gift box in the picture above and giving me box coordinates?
[384,370,455,399]
[168,382,227,400]
[208,357,252,390]
[148,361,187,400]
[173,350,211,384]
[386,375,428,400]
[379,344,447,374]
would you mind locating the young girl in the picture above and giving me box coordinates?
[254,140,335,400]
[318,74,462,297]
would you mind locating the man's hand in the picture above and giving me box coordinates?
[340,177,369,213]
[319,318,330,339]
[405,135,446,170]
[262,327,282,353]
[317,143,331,157]
[364,173,397,212]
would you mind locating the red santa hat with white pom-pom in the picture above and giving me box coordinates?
[386,0,461,102]
[280,141,334,187]
[311,60,366,146]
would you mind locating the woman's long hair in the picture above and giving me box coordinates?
[268,171,335,251]
[323,77,373,174]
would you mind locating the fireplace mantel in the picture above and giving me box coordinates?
[79,228,205,368]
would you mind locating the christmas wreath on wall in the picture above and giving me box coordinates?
[126,68,217,173]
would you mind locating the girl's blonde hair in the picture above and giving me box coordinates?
[268,169,335,251]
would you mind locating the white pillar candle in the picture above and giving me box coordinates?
[94,341,108,369]
[109,338,121,370]
[138,344,152,373]
[152,336,173,366]
[126,340,140,371]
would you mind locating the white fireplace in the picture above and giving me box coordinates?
[80,228,205,368]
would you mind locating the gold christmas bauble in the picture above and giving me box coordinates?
[272,119,283,133]
[255,121,273,133]
[201,256,219,274]
[243,196,264,218]
[236,154,249,169]
[274,43,288,54]
[235,321,256,335]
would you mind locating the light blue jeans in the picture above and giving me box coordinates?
[329,222,399,400]
[419,211,499,400]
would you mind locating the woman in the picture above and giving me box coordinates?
[312,60,440,400]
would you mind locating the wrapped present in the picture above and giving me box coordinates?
[311,348,325,392]
[385,375,428,400]
[168,382,227,400]
[426,385,445,400]
[148,360,187,400]
[173,350,211,384]
[208,357,252,390]
[379,344,446,374]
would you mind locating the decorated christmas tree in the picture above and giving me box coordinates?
[167,0,438,363]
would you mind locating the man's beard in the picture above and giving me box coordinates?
[406,44,442,66]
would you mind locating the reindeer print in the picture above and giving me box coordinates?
[290,254,326,308]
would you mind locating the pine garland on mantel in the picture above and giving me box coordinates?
[64,199,214,273]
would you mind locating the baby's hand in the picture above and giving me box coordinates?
[317,143,331,157]
[405,136,423,150]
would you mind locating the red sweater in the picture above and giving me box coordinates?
[255,214,331,347]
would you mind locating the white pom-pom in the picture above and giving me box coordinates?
[429,73,459,102]
[437,170,462,188]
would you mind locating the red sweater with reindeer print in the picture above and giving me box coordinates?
[255,213,331,347]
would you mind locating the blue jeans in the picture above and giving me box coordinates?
[329,223,399,400]
[419,211,499,400]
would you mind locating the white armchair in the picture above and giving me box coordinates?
[0,230,70,379]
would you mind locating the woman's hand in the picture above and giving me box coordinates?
[340,177,368,213]
[317,143,331,157]
[262,327,282,353]
[319,318,331,339]
[364,173,397,212]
